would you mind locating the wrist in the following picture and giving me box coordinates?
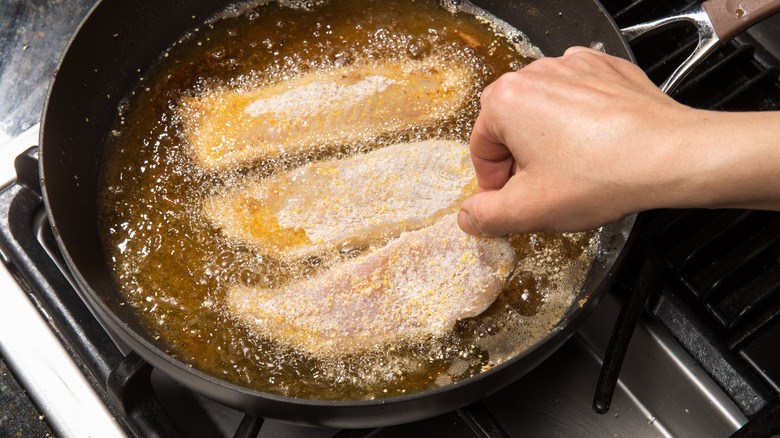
[651,109,780,211]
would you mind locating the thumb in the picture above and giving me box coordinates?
[458,189,521,237]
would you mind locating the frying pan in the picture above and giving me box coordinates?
[39,0,779,428]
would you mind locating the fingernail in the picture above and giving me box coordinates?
[458,209,480,236]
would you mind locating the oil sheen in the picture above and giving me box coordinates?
[97,0,597,400]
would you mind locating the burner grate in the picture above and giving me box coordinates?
[603,0,780,111]
[0,147,504,438]
[643,209,780,400]
[3,0,779,436]
[597,0,780,435]
[650,211,780,333]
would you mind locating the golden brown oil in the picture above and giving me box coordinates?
[97,0,596,400]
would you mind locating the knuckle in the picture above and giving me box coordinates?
[482,72,516,100]
[468,195,491,229]
[486,71,531,105]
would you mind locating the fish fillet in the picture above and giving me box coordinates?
[227,214,517,355]
[178,56,476,171]
[202,139,475,259]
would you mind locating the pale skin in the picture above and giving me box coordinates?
[457,46,780,236]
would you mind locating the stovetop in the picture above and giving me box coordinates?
[1,1,780,437]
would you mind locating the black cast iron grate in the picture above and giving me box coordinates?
[603,0,780,111]
[639,209,780,436]
[0,146,504,438]
[598,0,780,436]
[2,0,780,437]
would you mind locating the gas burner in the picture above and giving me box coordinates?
[1,0,779,436]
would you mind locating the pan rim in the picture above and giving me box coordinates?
[38,0,638,427]
[47,209,635,415]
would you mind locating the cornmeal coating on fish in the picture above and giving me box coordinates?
[178,55,477,171]
[227,214,517,355]
[202,140,475,259]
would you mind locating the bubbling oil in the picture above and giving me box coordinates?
[97,0,597,400]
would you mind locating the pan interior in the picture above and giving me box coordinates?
[96,0,600,400]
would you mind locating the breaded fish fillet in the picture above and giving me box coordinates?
[202,139,475,259]
[178,56,476,171]
[227,214,516,355]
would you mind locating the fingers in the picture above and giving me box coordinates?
[458,179,530,236]
[561,46,661,93]
[459,47,663,237]
[563,46,592,56]
[469,116,515,191]
[458,191,512,237]
[468,74,522,192]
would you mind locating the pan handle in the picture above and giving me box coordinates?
[619,0,780,94]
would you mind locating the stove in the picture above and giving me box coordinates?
[1,1,779,437]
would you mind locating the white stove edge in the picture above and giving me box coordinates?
[0,124,127,438]
[0,124,752,438]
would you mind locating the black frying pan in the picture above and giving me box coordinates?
[38,0,777,428]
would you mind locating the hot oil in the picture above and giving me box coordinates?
[97,0,596,400]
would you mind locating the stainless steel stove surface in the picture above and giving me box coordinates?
[1,1,779,437]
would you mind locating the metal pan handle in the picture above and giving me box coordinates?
[619,0,780,94]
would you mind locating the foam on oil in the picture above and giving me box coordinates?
[97,0,597,400]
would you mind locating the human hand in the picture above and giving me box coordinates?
[457,47,706,235]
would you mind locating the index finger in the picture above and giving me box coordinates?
[469,115,515,192]
[468,78,517,192]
